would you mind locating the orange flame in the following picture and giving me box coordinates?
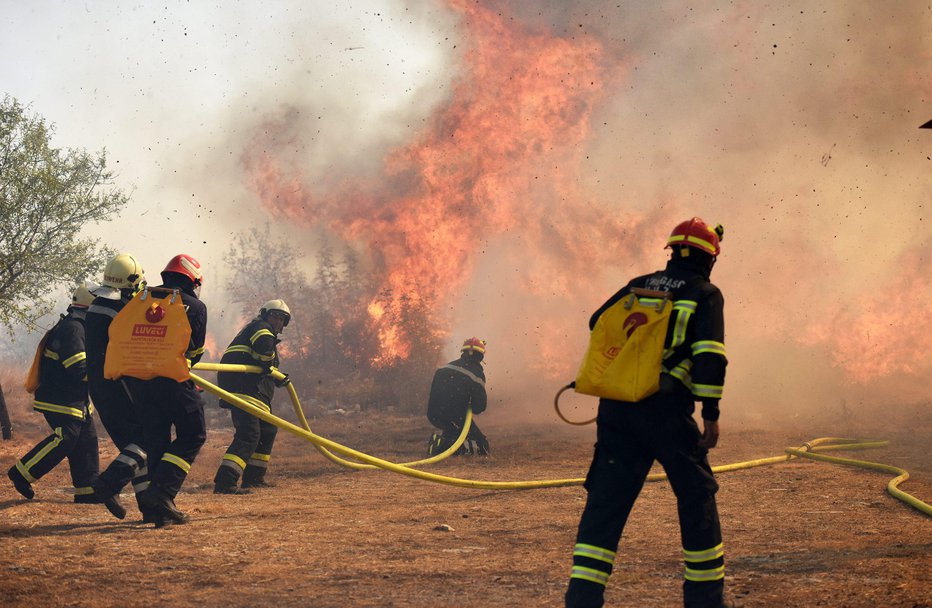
[243,1,658,368]
[202,332,219,362]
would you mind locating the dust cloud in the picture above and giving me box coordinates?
[6,1,917,430]
[212,1,930,430]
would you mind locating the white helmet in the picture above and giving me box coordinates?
[102,253,145,291]
[71,281,98,308]
[260,299,291,327]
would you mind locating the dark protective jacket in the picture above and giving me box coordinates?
[217,317,279,407]
[590,257,727,420]
[86,292,130,387]
[426,354,487,426]
[34,309,90,419]
[151,278,208,369]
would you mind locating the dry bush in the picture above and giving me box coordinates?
[0,358,44,435]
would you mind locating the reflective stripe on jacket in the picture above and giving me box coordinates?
[217,317,279,406]
[34,309,90,418]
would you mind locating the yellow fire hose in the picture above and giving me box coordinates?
[786,444,931,516]
[191,364,931,515]
[192,362,475,469]
[553,383,930,516]
[191,369,581,489]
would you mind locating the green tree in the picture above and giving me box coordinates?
[0,95,129,440]
[0,95,127,330]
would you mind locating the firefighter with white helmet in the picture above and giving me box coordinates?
[213,299,292,494]
[8,282,102,506]
[99,253,146,294]
[565,218,730,608]
[426,337,490,456]
[84,252,148,520]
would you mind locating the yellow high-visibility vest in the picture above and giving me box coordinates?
[574,288,672,402]
[104,287,192,382]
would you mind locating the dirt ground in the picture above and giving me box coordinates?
[1,402,930,608]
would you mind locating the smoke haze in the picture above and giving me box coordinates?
[2,1,930,425]
[234,1,932,424]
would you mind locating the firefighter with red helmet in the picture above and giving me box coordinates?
[213,299,292,494]
[565,218,730,608]
[129,254,209,526]
[426,337,490,456]
[7,283,102,505]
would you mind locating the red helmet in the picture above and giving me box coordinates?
[161,254,203,286]
[461,337,487,354]
[665,218,723,256]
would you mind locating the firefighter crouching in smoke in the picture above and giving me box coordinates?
[7,283,101,505]
[127,254,209,526]
[565,218,731,608]
[426,337,490,456]
[85,253,149,520]
[213,300,292,494]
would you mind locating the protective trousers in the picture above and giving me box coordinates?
[10,411,99,497]
[214,403,278,489]
[428,419,489,456]
[129,378,206,500]
[91,379,148,500]
[566,395,724,608]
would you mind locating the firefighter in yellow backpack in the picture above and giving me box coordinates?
[565,218,731,608]
[8,283,104,508]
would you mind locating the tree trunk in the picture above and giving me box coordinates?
[0,381,12,439]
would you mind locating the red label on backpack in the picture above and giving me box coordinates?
[132,324,168,338]
[622,312,648,338]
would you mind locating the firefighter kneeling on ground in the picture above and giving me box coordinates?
[213,300,292,494]
[426,337,490,456]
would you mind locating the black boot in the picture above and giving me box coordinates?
[475,436,491,456]
[241,479,272,489]
[101,493,126,519]
[241,466,271,489]
[79,481,127,520]
[138,485,189,526]
[214,485,251,495]
[7,467,35,500]
[213,465,248,494]
[565,579,605,608]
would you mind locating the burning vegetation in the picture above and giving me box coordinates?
[222,0,931,419]
[234,0,664,412]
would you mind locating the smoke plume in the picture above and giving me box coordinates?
[237,0,932,423]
